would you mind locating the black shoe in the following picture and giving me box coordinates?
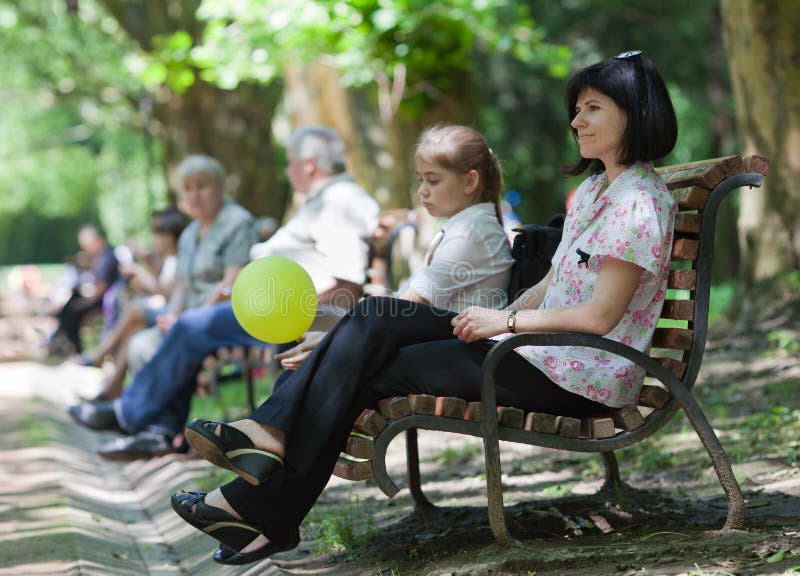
[185,418,283,486]
[212,537,299,565]
[98,431,176,460]
[68,402,122,432]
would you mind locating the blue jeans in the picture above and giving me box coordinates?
[113,301,267,437]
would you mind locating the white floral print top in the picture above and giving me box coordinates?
[515,162,677,408]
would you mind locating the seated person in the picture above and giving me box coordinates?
[78,207,189,400]
[68,126,382,459]
[89,156,256,400]
[48,225,120,358]
[171,53,679,565]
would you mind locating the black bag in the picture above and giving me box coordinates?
[506,213,565,301]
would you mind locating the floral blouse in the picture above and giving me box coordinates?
[516,162,677,408]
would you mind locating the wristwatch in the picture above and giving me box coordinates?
[506,309,519,333]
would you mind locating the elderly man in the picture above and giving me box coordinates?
[68,126,379,459]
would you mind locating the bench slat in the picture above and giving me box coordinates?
[668,269,697,290]
[497,406,524,429]
[662,300,695,321]
[664,165,723,190]
[378,396,411,420]
[638,384,671,409]
[671,238,699,261]
[344,435,374,459]
[672,187,711,211]
[658,155,745,190]
[675,213,702,235]
[744,154,769,175]
[610,405,645,431]
[652,327,694,350]
[581,417,616,439]
[408,394,436,415]
[333,456,373,481]
[556,415,581,438]
[465,402,482,422]
[526,412,557,434]
[435,397,467,419]
[656,357,688,379]
[353,409,387,437]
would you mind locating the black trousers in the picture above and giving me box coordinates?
[220,297,603,543]
[56,290,102,353]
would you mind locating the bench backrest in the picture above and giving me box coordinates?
[646,155,768,398]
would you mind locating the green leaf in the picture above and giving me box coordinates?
[766,550,786,563]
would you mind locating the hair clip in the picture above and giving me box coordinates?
[615,50,643,59]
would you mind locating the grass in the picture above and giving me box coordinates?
[432,441,482,467]
[187,370,276,424]
[304,489,377,557]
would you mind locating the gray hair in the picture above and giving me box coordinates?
[174,154,226,193]
[286,126,347,174]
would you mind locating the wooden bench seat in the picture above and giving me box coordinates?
[334,154,769,545]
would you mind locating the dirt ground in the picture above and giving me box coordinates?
[1,284,799,575]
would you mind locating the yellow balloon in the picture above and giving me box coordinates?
[231,256,318,343]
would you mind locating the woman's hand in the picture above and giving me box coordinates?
[275,331,327,369]
[451,306,509,343]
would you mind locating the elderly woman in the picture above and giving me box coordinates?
[91,155,257,400]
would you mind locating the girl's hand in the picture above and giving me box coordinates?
[275,331,326,369]
[156,313,177,333]
[451,306,509,343]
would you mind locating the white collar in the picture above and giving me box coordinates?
[441,202,496,234]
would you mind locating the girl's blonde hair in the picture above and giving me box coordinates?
[415,125,503,222]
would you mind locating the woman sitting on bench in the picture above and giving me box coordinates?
[172,51,679,565]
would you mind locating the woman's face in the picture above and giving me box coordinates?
[570,87,628,170]
[415,158,478,219]
[181,174,222,224]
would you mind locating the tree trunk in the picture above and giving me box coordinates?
[152,79,285,218]
[283,61,478,210]
[721,0,800,280]
[99,0,287,218]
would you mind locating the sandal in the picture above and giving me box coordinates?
[170,490,262,551]
[185,418,283,485]
[212,536,300,565]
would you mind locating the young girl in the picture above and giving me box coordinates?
[276,124,513,370]
[174,52,677,563]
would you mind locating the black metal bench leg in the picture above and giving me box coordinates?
[245,361,256,412]
[672,384,745,530]
[601,451,621,490]
[406,429,433,508]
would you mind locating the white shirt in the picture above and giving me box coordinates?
[249,174,379,293]
[404,202,513,313]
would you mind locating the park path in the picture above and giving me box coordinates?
[0,361,313,576]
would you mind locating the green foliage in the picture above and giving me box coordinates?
[306,490,376,556]
[0,0,164,263]
[708,281,736,325]
[766,330,800,356]
[433,441,482,467]
[196,0,565,114]
[2,0,736,267]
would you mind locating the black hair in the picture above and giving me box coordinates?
[563,53,678,176]
[151,206,190,239]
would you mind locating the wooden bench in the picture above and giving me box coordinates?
[196,210,420,410]
[332,154,769,545]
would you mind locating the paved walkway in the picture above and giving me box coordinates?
[0,361,311,575]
